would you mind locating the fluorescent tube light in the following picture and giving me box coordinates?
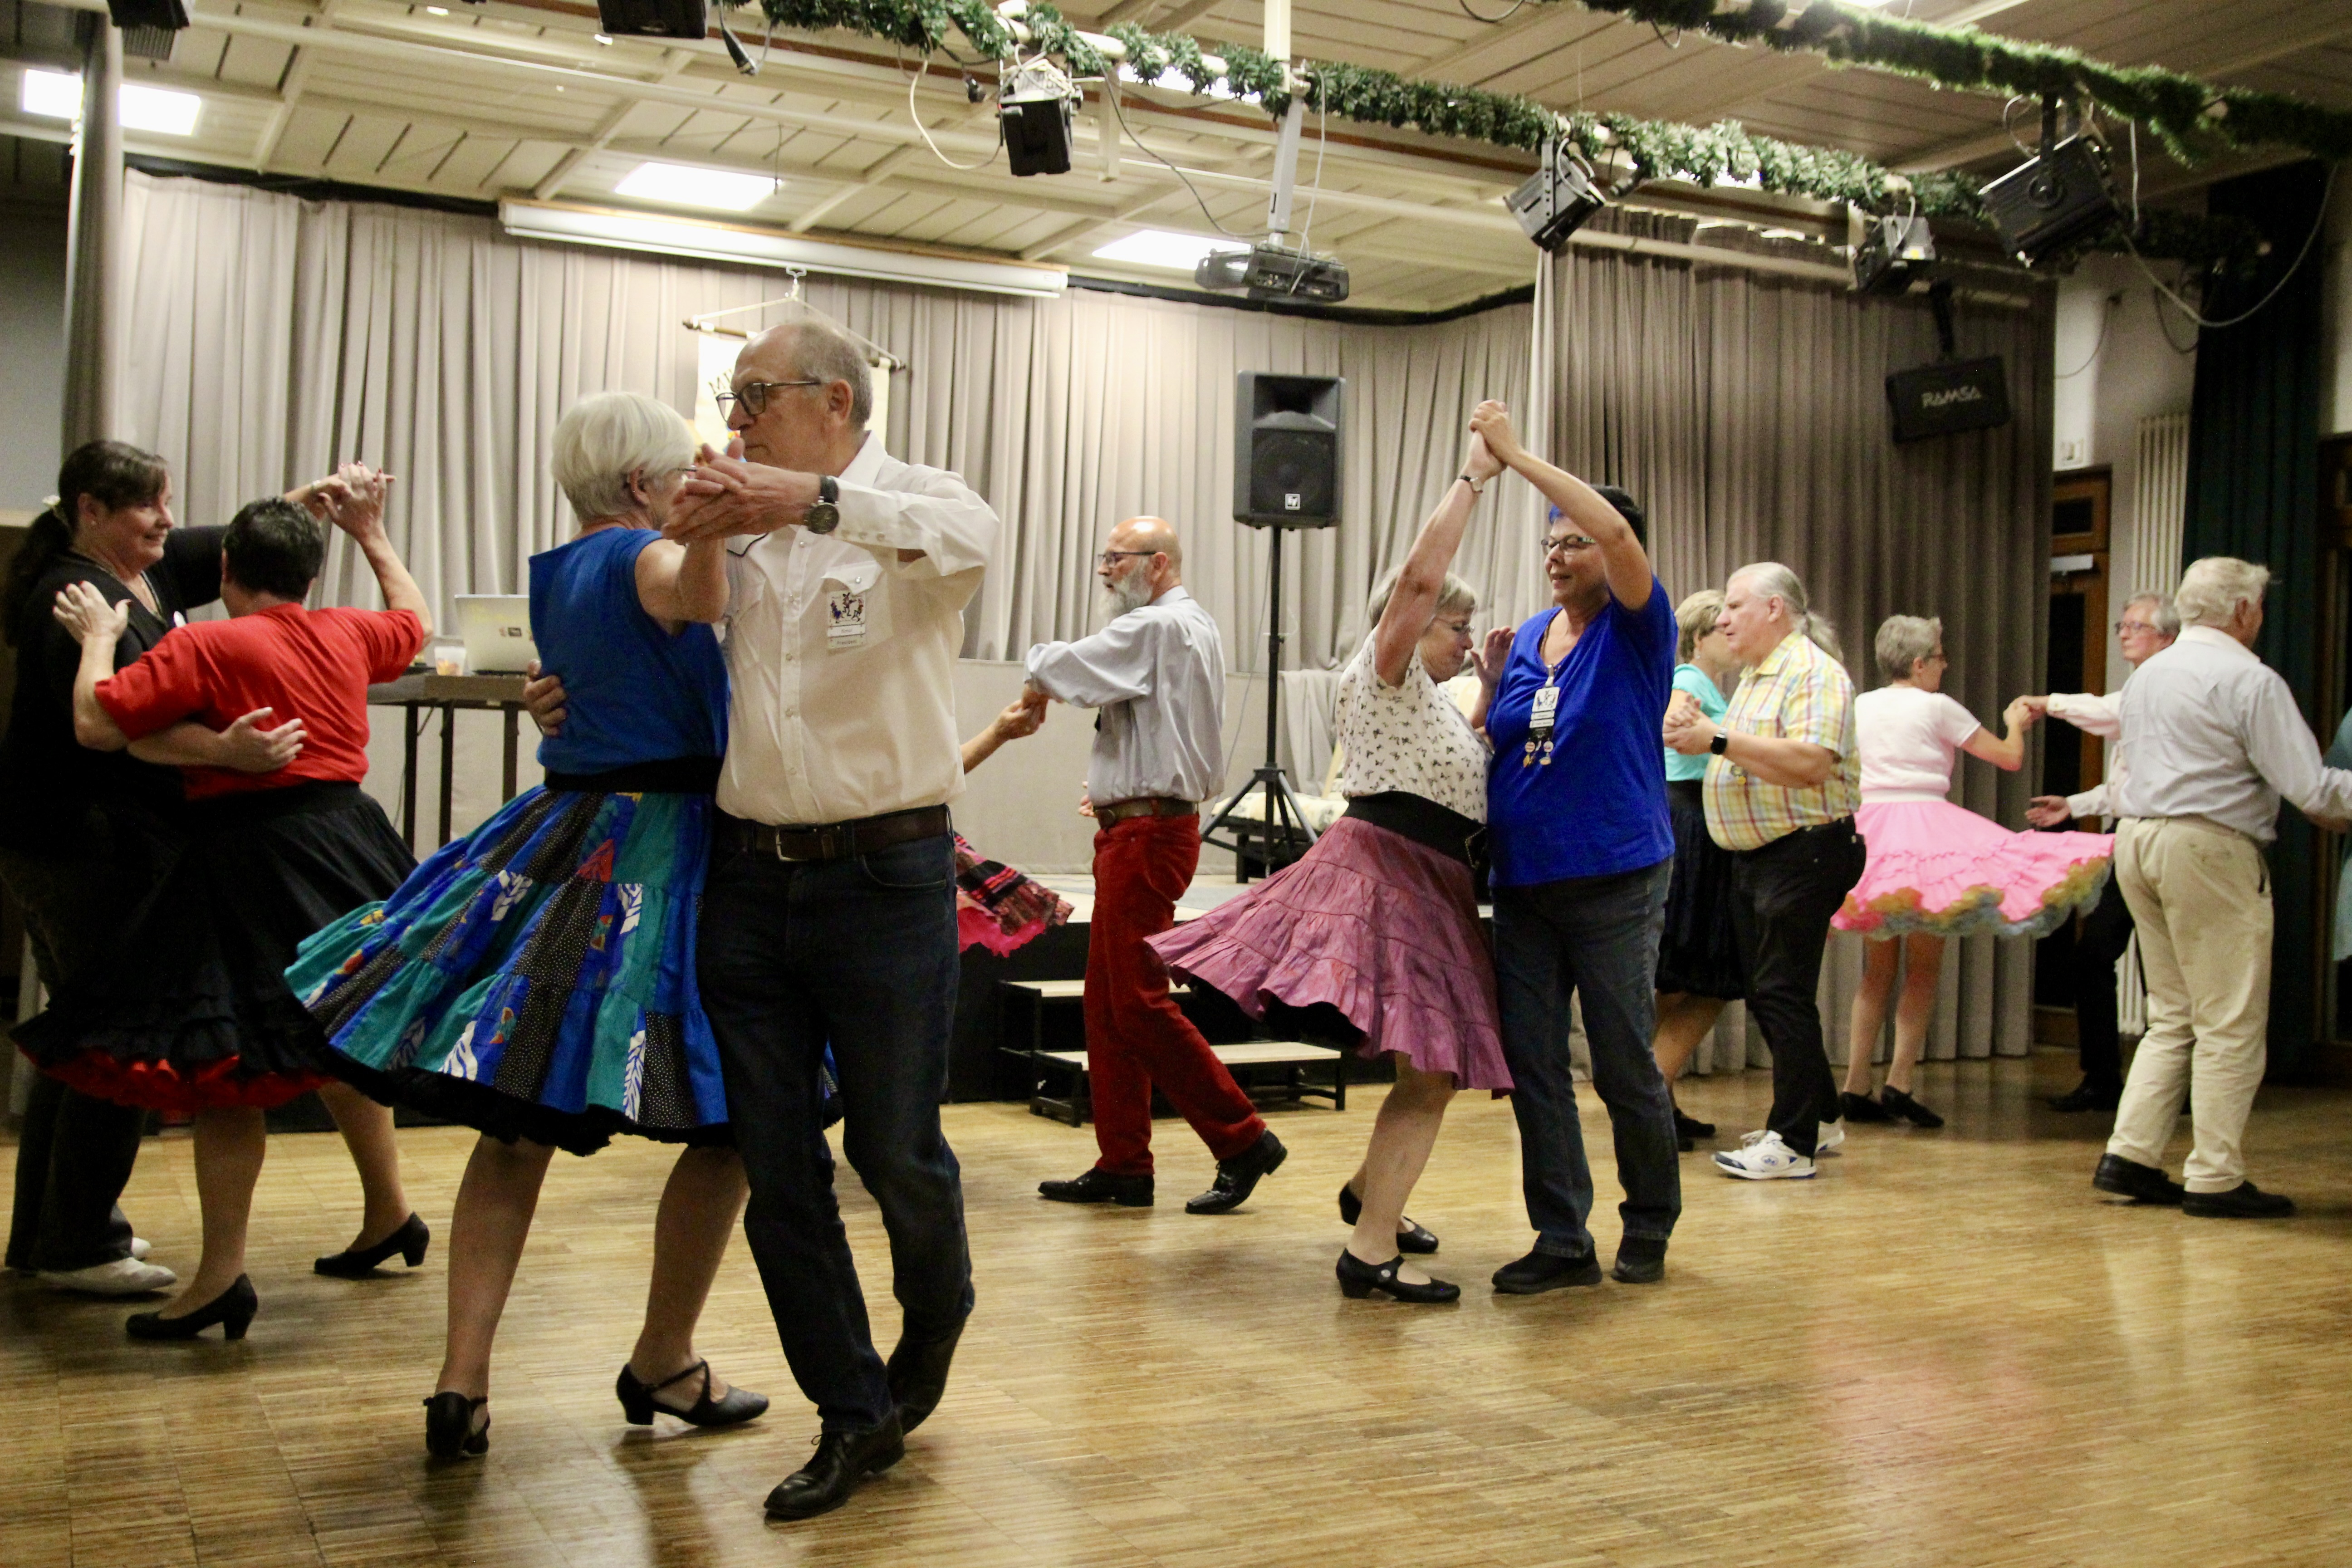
[22,70,202,135]
[20,69,81,120]
[1091,229,1230,271]
[500,200,1068,299]
[616,160,776,212]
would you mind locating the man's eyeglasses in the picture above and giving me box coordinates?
[714,379,822,418]
[1542,534,1597,558]
[1099,549,1160,568]
[2116,618,2160,635]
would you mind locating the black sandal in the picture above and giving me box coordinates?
[615,1360,770,1428]
[1336,1250,1460,1303]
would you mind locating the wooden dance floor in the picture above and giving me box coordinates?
[10,1054,2352,1568]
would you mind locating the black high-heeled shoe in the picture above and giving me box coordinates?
[1336,1183,1440,1254]
[423,1392,490,1459]
[126,1275,257,1341]
[1335,1250,1460,1304]
[314,1213,431,1278]
[616,1360,770,1428]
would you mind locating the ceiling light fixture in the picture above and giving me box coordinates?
[1090,229,1230,271]
[20,68,81,119]
[616,160,775,211]
[20,69,199,134]
[424,5,449,13]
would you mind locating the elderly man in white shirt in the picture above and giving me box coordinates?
[2092,558,2352,1219]
[657,318,994,1520]
[2022,592,2178,1112]
[1024,519,1288,1216]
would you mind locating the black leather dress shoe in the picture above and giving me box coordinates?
[2092,1153,2186,1205]
[1335,1250,1460,1303]
[2182,1181,2296,1219]
[1671,1107,1715,1149]
[1038,1169,1154,1206]
[1490,1250,1603,1295]
[1185,1131,1287,1214]
[885,1320,964,1434]
[1840,1090,1895,1124]
[764,1416,906,1521]
[2049,1079,2122,1113]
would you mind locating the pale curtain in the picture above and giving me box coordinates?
[1539,211,2056,1068]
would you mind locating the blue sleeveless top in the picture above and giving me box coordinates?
[528,528,728,774]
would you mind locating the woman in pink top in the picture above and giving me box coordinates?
[1834,615,2112,1128]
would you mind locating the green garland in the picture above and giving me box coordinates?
[1564,0,2352,166]
[746,0,2264,272]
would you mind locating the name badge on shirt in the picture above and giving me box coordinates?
[826,587,868,649]
[1524,684,1559,767]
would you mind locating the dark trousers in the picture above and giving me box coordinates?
[698,827,974,1433]
[6,1072,142,1273]
[2074,875,2134,1089]
[1728,819,1868,1160]
[1492,858,1680,1259]
[1086,814,1266,1175]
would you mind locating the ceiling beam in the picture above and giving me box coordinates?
[535,45,696,199]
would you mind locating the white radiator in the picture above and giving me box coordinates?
[2128,411,2191,596]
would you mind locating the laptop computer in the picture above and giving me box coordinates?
[453,595,538,674]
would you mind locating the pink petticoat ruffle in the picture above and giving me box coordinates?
[1144,815,1510,1092]
[1833,799,2112,940]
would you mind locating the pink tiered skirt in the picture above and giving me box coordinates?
[1832,799,2113,940]
[1144,816,1510,1091]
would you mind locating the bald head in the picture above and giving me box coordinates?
[1110,516,1181,566]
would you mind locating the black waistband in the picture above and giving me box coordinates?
[191,780,368,823]
[1342,791,1484,866]
[1736,816,1860,858]
[1667,779,1706,804]
[543,757,723,795]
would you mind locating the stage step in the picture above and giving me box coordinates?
[1035,1041,1341,1070]
[1001,977,1189,1001]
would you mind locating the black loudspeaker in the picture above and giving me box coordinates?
[1977,134,2117,265]
[594,0,708,39]
[1234,373,1343,528]
[104,0,187,31]
[1886,357,2013,443]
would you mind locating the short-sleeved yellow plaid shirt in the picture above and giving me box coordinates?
[1702,629,1861,852]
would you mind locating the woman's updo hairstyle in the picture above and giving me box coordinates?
[4,440,171,646]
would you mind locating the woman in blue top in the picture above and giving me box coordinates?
[1651,589,1745,1150]
[288,392,764,1460]
[1467,402,1681,1294]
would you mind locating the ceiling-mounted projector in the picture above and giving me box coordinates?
[1851,209,1936,295]
[1977,98,2120,266]
[1507,137,1607,253]
[594,0,708,38]
[1000,61,1078,178]
[1194,243,1350,304]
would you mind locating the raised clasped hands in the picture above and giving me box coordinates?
[296,463,396,541]
[666,441,822,544]
[52,580,129,646]
[1468,400,1524,468]
[1464,428,1505,486]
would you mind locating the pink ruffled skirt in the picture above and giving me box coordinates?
[1833,799,2113,939]
[1145,815,1510,1091]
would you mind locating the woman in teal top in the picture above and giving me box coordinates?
[1651,589,1743,1147]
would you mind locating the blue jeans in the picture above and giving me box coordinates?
[1493,859,1681,1259]
[698,828,974,1433]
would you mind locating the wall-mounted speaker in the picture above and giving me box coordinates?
[1234,372,1343,529]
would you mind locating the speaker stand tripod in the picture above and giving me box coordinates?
[1201,524,1319,882]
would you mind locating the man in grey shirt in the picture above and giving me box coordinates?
[1023,517,1287,1215]
[2095,557,2352,1218]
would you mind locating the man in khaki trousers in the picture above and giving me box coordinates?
[2095,558,2352,1218]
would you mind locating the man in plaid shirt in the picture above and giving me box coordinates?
[1665,562,1864,1180]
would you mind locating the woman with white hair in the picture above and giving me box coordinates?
[1152,419,1510,1303]
[288,391,764,1459]
[1833,613,2112,1129]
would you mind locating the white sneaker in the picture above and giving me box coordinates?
[130,1237,153,1261]
[1713,1130,1817,1181]
[1815,1120,1846,1156]
[39,1257,178,1296]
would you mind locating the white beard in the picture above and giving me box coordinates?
[1102,572,1154,617]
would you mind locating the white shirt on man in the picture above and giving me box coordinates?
[716,433,999,827]
[2047,689,2125,820]
[1853,684,1983,801]
[1024,586,1225,807]
[2112,625,2352,843]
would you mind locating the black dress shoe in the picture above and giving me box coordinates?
[1672,1107,1715,1145]
[314,1212,430,1278]
[2092,1153,2186,1206]
[1335,1183,1439,1254]
[1185,1130,1287,1215]
[1335,1250,1460,1303]
[126,1275,257,1341]
[764,1416,906,1521]
[1038,1169,1154,1206]
[2182,1181,2296,1219]
[1490,1250,1603,1295]
[616,1359,769,1427]
[1610,1238,1667,1285]
[2049,1079,2122,1113]
[1877,1085,1944,1129]
[885,1320,964,1434]
[423,1391,490,1459]
[1839,1090,1895,1124]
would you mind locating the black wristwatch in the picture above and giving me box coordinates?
[804,475,841,534]
[1709,729,1730,756]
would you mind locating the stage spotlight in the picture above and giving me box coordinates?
[1193,243,1351,304]
[593,0,708,41]
[1507,138,1607,253]
[1000,60,1078,178]
[1978,98,2120,266]
[1850,207,1935,295]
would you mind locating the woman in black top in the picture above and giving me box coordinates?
[0,441,409,1301]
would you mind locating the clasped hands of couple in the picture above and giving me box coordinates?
[657,439,830,545]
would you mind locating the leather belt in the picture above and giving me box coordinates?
[717,804,951,862]
[1096,795,1196,823]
